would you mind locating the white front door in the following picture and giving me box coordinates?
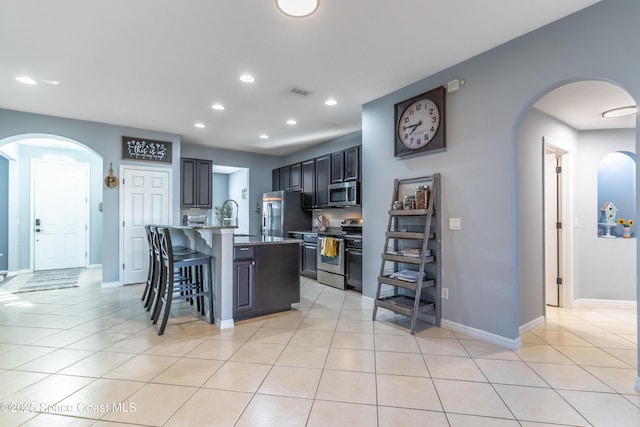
[121,166,171,285]
[33,160,88,271]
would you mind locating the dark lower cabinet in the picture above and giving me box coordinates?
[233,243,300,320]
[233,259,255,314]
[345,238,362,292]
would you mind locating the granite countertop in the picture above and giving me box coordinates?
[171,225,238,230]
[233,236,303,246]
[289,230,317,235]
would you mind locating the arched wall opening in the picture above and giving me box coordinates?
[517,79,637,328]
[0,134,103,275]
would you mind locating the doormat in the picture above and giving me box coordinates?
[14,268,82,293]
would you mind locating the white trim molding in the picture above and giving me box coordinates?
[519,315,545,335]
[573,298,637,309]
[101,281,121,288]
[441,319,522,350]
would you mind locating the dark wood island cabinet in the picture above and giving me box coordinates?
[233,237,301,320]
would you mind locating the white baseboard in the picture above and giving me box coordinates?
[361,295,374,304]
[87,264,102,269]
[519,316,545,335]
[18,269,31,274]
[101,281,121,288]
[441,319,522,350]
[217,318,234,329]
[573,298,637,309]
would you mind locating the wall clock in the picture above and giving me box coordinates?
[394,86,446,157]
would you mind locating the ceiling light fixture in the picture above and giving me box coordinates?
[286,119,297,125]
[602,105,637,118]
[194,123,206,128]
[211,103,225,110]
[239,74,256,83]
[276,0,319,17]
[43,80,60,85]
[325,99,338,106]
[259,134,269,139]
[15,76,37,85]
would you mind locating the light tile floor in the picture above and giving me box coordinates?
[0,270,638,426]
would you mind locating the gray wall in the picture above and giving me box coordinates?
[0,109,181,284]
[362,0,640,343]
[517,108,579,325]
[0,155,7,272]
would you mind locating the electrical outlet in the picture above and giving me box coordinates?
[441,287,449,299]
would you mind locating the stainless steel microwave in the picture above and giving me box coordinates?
[328,181,360,207]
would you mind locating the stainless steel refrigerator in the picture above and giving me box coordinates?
[262,191,311,237]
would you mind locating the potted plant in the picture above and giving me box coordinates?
[617,218,634,238]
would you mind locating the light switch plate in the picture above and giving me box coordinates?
[449,218,461,230]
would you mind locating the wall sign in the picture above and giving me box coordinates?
[122,136,172,163]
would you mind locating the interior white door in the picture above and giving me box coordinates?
[544,151,560,307]
[33,160,88,271]
[122,167,170,285]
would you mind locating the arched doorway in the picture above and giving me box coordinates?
[0,134,103,276]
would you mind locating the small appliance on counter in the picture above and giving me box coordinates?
[316,215,328,232]
[185,214,207,227]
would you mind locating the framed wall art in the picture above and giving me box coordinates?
[122,136,172,163]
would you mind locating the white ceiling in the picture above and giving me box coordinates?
[534,80,636,130]
[0,0,605,156]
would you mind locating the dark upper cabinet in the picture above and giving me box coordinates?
[315,154,330,208]
[344,146,360,181]
[330,151,345,183]
[301,159,316,209]
[181,158,212,208]
[289,162,302,191]
[330,146,360,183]
[279,166,290,191]
[272,168,280,191]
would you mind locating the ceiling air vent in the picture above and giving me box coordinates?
[290,87,313,97]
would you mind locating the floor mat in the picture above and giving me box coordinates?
[14,268,82,293]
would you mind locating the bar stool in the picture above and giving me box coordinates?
[141,225,157,308]
[142,225,198,310]
[150,227,214,335]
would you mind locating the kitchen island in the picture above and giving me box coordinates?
[233,235,302,320]
[167,226,302,328]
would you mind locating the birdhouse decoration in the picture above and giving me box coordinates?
[600,202,618,224]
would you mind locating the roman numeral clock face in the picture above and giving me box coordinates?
[394,86,445,157]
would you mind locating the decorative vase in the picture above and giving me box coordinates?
[623,227,631,238]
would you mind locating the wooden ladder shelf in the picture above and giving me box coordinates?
[372,173,441,334]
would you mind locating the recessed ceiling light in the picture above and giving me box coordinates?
[602,105,637,118]
[259,134,269,139]
[15,76,37,85]
[276,0,319,17]
[286,119,297,125]
[240,74,256,83]
[211,103,225,110]
[43,80,60,85]
[325,99,338,106]
[194,123,206,128]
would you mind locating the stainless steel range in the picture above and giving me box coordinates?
[316,219,362,290]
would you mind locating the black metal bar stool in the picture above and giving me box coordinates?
[150,226,214,335]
